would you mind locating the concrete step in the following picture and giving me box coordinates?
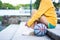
[0,24,20,40]
[47,24,60,40]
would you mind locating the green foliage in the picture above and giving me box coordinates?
[0,0,2,9]
[34,0,41,9]
[0,0,2,5]
[0,16,3,21]
[0,0,15,9]
[53,2,60,8]
[15,4,22,10]
[57,3,60,8]
[53,2,58,8]
[15,4,31,9]
[24,4,30,9]
[2,3,15,9]
[0,0,59,10]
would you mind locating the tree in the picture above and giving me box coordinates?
[34,0,41,9]
[15,4,31,10]
[2,3,15,9]
[0,0,2,9]
[53,2,60,8]
[53,2,58,8]
[15,4,23,10]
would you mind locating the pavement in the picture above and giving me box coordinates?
[0,22,52,40]
[0,22,60,40]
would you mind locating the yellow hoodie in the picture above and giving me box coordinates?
[27,0,57,27]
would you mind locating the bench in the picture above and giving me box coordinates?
[0,22,60,40]
[0,24,20,40]
[47,24,60,40]
[0,22,51,40]
[12,22,51,40]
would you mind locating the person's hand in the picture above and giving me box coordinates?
[25,22,34,29]
[25,23,30,28]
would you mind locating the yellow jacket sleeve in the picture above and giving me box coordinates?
[27,0,55,27]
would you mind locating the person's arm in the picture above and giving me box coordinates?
[27,0,54,27]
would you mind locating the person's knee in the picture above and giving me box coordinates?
[39,15,48,26]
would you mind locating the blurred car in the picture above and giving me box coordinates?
[56,8,60,23]
[56,8,60,17]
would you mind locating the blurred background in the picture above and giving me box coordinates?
[0,0,60,31]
